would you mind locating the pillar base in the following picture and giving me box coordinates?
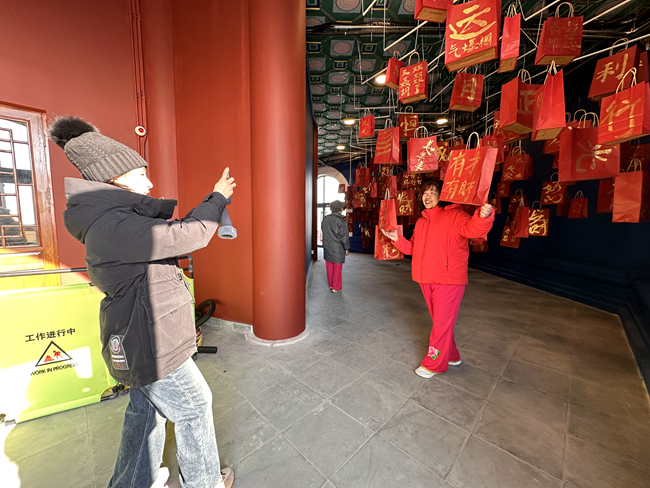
[247,328,310,347]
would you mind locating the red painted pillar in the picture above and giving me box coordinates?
[249,0,306,340]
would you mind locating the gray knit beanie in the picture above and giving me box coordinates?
[48,116,147,183]
[330,200,345,213]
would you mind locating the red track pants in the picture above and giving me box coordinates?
[326,261,343,291]
[419,283,465,374]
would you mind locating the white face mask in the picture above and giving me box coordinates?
[111,167,153,195]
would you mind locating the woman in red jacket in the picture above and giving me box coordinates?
[382,177,494,378]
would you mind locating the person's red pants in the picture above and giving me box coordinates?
[326,261,343,291]
[419,283,465,374]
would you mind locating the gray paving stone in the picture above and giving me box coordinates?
[328,343,377,374]
[364,358,427,398]
[502,360,571,399]
[295,357,360,398]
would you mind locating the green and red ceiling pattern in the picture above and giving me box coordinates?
[306,0,650,164]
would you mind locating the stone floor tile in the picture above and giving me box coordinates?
[502,360,571,399]
[301,329,352,356]
[564,435,650,488]
[266,343,323,374]
[412,380,487,431]
[436,361,499,399]
[489,379,568,432]
[328,322,374,342]
[447,435,562,488]
[3,404,89,462]
[379,400,469,478]
[221,356,291,398]
[284,404,373,478]
[89,420,122,479]
[348,312,395,330]
[570,353,647,397]
[213,400,279,467]
[364,358,427,398]
[295,357,360,398]
[328,343,377,374]
[331,435,444,488]
[86,393,129,432]
[331,376,405,431]
[308,312,349,330]
[210,374,248,412]
[457,343,513,375]
[247,377,323,432]
[512,342,573,374]
[355,330,409,357]
[231,437,325,488]
[475,402,565,478]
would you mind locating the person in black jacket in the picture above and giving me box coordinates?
[321,200,350,292]
[49,117,235,488]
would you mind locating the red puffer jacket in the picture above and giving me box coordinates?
[393,204,494,285]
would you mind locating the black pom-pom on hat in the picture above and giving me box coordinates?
[48,116,97,149]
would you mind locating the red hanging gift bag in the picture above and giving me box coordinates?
[407,127,439,174]
[355,165,370,186]
[535,3,583,66]
[500,70,541,135]
[620,141,650,172]
[449,72,484,112]
[378,189,398,232]
[589,40,639,102]
[445,0,499,72]
[415,0,453,23]
[501,221,521,248]
[398,111,419,139]
[338,183,346,193]
[541,173,568,205]
[502,147,531,181]
[612,170,650,223]
[597,178,615,213]
[358,114,376,139]
[440,133,498,205]
[532,63,567,141]
[499,7,521,73]
[374,121,401,165]
[396,190,416,216]
[512,203,530,238]
[497,181,510,198]
[374,225,404,260]
[489,193,501,214]
[370,182,378,199]
[598,68,650,145]
[481,129,504,164]
[528,203,550,236]
[494,110,527,143]
[386,53,404,90]
[399,54,428,104]
[568,191,589,218]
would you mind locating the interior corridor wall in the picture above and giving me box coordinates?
[0,0,140,275]
[306,74,315,275]
[171,0,254,324]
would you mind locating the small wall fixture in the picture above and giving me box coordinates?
[343,118,356,125]
[436,118,448,125]
[375,74,387,84]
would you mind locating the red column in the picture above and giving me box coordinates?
[249,0,306,340]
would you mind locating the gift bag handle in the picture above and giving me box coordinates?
[532,201,542,209]
[550,172,560,182]
[555,2,574,17]
[506,3,517,17]
[404,106,414,114]
[545,61,559,83]
[407,52,421,66]
[486,124,495,136]
[573,108,587,121]
[574,190,585,199]
[451,135,464,145]
[616,68,637,93]
[518,69,532,84]
[489,192,497,199]
[384,188,391,200]
[384,118,394,129]
[609,38,629,56]
[514,188,524,196]
[392,50,401,59]
[466,132,481,149]
[579,112,600,128]
[627,159,642,172]
[510,145,523,156]
[414,125,429,138]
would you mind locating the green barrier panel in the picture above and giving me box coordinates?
[0,284,116,423]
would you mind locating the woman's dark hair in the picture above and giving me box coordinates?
[420,177,453,208]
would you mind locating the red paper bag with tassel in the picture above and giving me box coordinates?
[449,73,484,112]
[415,0,453,23]
[598,73,650,145]
[374,225,404,260]
[499,12,521,73]
[399,60,429,104]
[532,68,567,141]
[386,56,404,90]
[597,178,615,213]
[535,4,583,66]
[359,115,376,139]
[445,0,499,72]
[612,171,650,223]
[589,43,638,101]
[374,127,401,164]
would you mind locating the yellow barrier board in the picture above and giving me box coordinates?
[0,284,115,423]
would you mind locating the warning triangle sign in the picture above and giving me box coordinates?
[35,341,72,367]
